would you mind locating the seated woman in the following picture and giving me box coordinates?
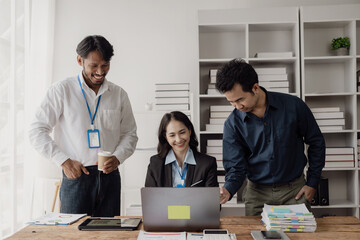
[145,111,218,187]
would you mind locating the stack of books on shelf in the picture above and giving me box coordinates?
[155,83,190,111]
[311,107,345,132]
[206,139,240,205]
[254,51,293,58]
[217,174,225,185]
[254,67,289,94]
[207,139,223,170]
[261,204,316,233]
[206,105,234,132]
[324,147,354,168]
[207,69,222,95]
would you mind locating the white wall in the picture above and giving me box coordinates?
[52,0,360,113]
[49,0,360,213]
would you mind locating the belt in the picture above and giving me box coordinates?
[77,165,119,175]
[249,181,290,188]
[248,174,304,188]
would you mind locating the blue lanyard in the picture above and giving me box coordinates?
[175,163,188,182]
[77,75,102,128]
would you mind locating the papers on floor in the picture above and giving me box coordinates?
[27,212,87,225]
[261,203,316,232]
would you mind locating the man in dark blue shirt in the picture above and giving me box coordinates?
[216,59,325,216]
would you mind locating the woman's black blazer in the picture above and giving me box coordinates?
[145,151,219,187]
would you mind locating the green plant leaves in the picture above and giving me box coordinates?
[331,37,350,50]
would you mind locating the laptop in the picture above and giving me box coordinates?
[141,187,220,231]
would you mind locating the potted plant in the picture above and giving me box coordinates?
[331,37,350,55]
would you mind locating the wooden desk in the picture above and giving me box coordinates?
[7,216,360,240]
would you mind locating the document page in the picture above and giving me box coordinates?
[27,212,87,225]
[137,230,186,240]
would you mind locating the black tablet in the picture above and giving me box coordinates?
[78,218,141,231]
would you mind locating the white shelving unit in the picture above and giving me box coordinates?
[300,4,360,218]
[197,7,300,214]
[197,4,360,218]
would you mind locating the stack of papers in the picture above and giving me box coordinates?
[27,212,87,225]
[261,204,316,232]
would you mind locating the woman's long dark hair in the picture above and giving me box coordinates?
[157,111,199,158]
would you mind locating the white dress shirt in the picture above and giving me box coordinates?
[29,72,138,167]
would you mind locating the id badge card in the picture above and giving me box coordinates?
[176,179,185,188]
[87,129,101,148]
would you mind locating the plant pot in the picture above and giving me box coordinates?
[334,48,349,56]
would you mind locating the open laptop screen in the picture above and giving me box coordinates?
[141,187,220,231]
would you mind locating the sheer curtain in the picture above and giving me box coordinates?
[24,0,58,225]
[0,0,56,238]
[0,0,26,237]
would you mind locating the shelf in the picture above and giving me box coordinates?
[249,23,297,31]
[248,57,297,63]
[321,130,356,134]
[323,167,357,171]
[199,24,246,59]
[302,19,353,57]
[135,110,191,115]
[304,61,354,94]
[199,24,246,31]
[199,94,224,98]
[305,92,355,97]
[304,56,353,63]
[199,58,234,63]
[311,199,357,209]
[248,22,298,58]
[200,131,223,134]
[304,21,351,29]
[305,96,354,131]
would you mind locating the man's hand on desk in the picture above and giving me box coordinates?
[219,186,231,204]
[101,156,120,174]
[295,185,316,202]
[61,158,89,179]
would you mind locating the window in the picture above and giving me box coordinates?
[0,0,26,237]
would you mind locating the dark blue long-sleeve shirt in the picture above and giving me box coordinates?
[223,88,325,196]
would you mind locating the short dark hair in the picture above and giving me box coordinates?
[76,35,114,62]
[216,58,258,93]
[157,111,199,158]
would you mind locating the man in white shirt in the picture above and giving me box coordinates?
[29,35,138,217]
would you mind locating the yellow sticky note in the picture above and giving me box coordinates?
[168,205,190,219]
